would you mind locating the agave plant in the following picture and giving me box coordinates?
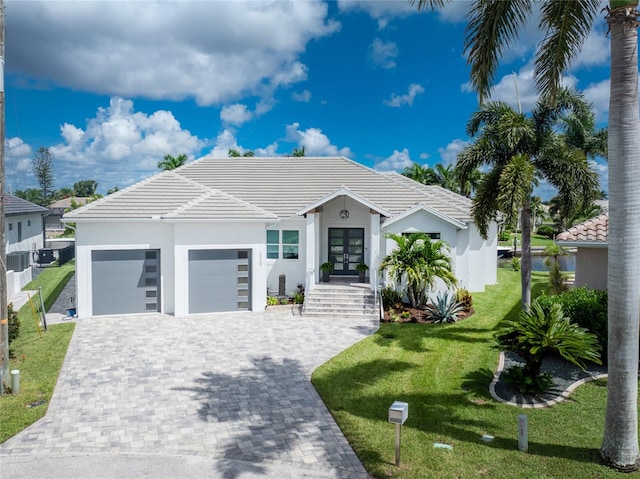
[425,291,465,324]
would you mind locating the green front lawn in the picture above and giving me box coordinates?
[313,270,632,479]
[499,233,555,248]
[0,262,76,443]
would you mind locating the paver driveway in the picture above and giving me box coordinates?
[0,311,378,478]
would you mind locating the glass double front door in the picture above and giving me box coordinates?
[328,228,364,275]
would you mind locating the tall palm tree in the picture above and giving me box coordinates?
[457,89,599,308]
[413,0,640,470]
[158,153,187,171]
[430,163,458,192]
[379,232,456,308]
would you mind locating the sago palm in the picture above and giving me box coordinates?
[412,0,640,469]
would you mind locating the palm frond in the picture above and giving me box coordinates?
[497,154,535,227]
[464,0,532,103]
[536,0,599,99]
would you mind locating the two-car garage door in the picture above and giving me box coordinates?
[91,248,251,316]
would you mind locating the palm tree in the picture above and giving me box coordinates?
[158,153,187,171]
[412,0,640,470]
[379,232,456,308]
[402,162,431,184]
[430,163,458,192]
[456,89,599,309]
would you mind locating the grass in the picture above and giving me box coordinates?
[0,261,76,443]
[499,233,555,248]
[312,269,635,479]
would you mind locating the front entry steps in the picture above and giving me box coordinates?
[302,282,377,319]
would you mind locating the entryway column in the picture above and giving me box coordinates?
[305,213,316,293]
[369,212,381,289]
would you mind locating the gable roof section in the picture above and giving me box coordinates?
[4,195,49,217]
[383,202,468,230]
[65,157,474,223]
[297,185,391,217]
[556,212,608,246]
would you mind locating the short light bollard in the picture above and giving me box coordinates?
[388,401,408,466]
[518,414,528,452]
[11,369,20,395]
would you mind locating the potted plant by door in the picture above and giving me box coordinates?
[356,262,369,283]
[320,262,334,282]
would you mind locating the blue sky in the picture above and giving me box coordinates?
[5,1,612,198]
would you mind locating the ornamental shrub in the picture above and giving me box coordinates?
[381,287,403,309]
[537,225,556,238]
[8,303,20,344]
[536,287,608,352]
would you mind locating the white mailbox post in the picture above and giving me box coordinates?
[388,401,408,466]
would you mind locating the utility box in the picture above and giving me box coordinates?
[388,401,408,425]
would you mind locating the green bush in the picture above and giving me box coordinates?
[511,257,521,271]
[537,225,556,239]
[498,230,511,242]
[381,287,403,309]
[456,288,473,312]
[267,296,279,306]
[7,303,20,344]
[537,287,608,352]
[293,292,304,304]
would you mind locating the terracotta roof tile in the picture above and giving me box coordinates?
[556,212,608,243]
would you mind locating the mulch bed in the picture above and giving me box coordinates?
[381,303,474,323]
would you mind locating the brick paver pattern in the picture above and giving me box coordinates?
[0,311,378,478]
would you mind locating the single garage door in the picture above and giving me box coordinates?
[189,249,250,313]
[92,249,161,315]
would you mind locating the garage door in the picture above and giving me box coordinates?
[92,249,161,316]
[189,249,250,313]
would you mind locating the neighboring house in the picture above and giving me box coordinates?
[63,157,498,318]
[4,195,49,301]
[556,212,608,291]
[46,197,91,234]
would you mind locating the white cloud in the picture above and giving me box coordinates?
[285,122,352,157]
[419,152,429,160]
[8,1,340,106]
[384,83,424,107]
[292,90,312,102]
[337,0,415,29]
[571,30,610,70]
[208,129,242,157]
[48,97,203,190]
[583,78,610,122]
[369,38,398,69]
[438,139,469,165]
[220,104,253,127]
[374,148,413,171]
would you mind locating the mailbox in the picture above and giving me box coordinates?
[388,401,408,425]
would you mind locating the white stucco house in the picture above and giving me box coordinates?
[4,195,49,301]
[556,212,608,291]
[63,157,498,318]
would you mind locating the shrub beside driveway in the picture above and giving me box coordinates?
[1,261,75,443]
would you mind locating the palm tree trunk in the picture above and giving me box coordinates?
[520,200,532,309]
[601,4,640,471]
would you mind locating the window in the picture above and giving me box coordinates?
[8,223,12,231]
[266,229,300,259]
[17,222,22,242]
[28,220,31,227]
[282,230,299,259]
[402,232,441,240]
[266,230,279,259]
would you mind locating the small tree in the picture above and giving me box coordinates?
[33,147,54,205]
[495,299,601,393]
[379,232,456,308]
[73,180,98,196]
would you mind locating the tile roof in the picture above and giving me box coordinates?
[556,212,608,244]
[64,157,473,224]
[4,195,49,217]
